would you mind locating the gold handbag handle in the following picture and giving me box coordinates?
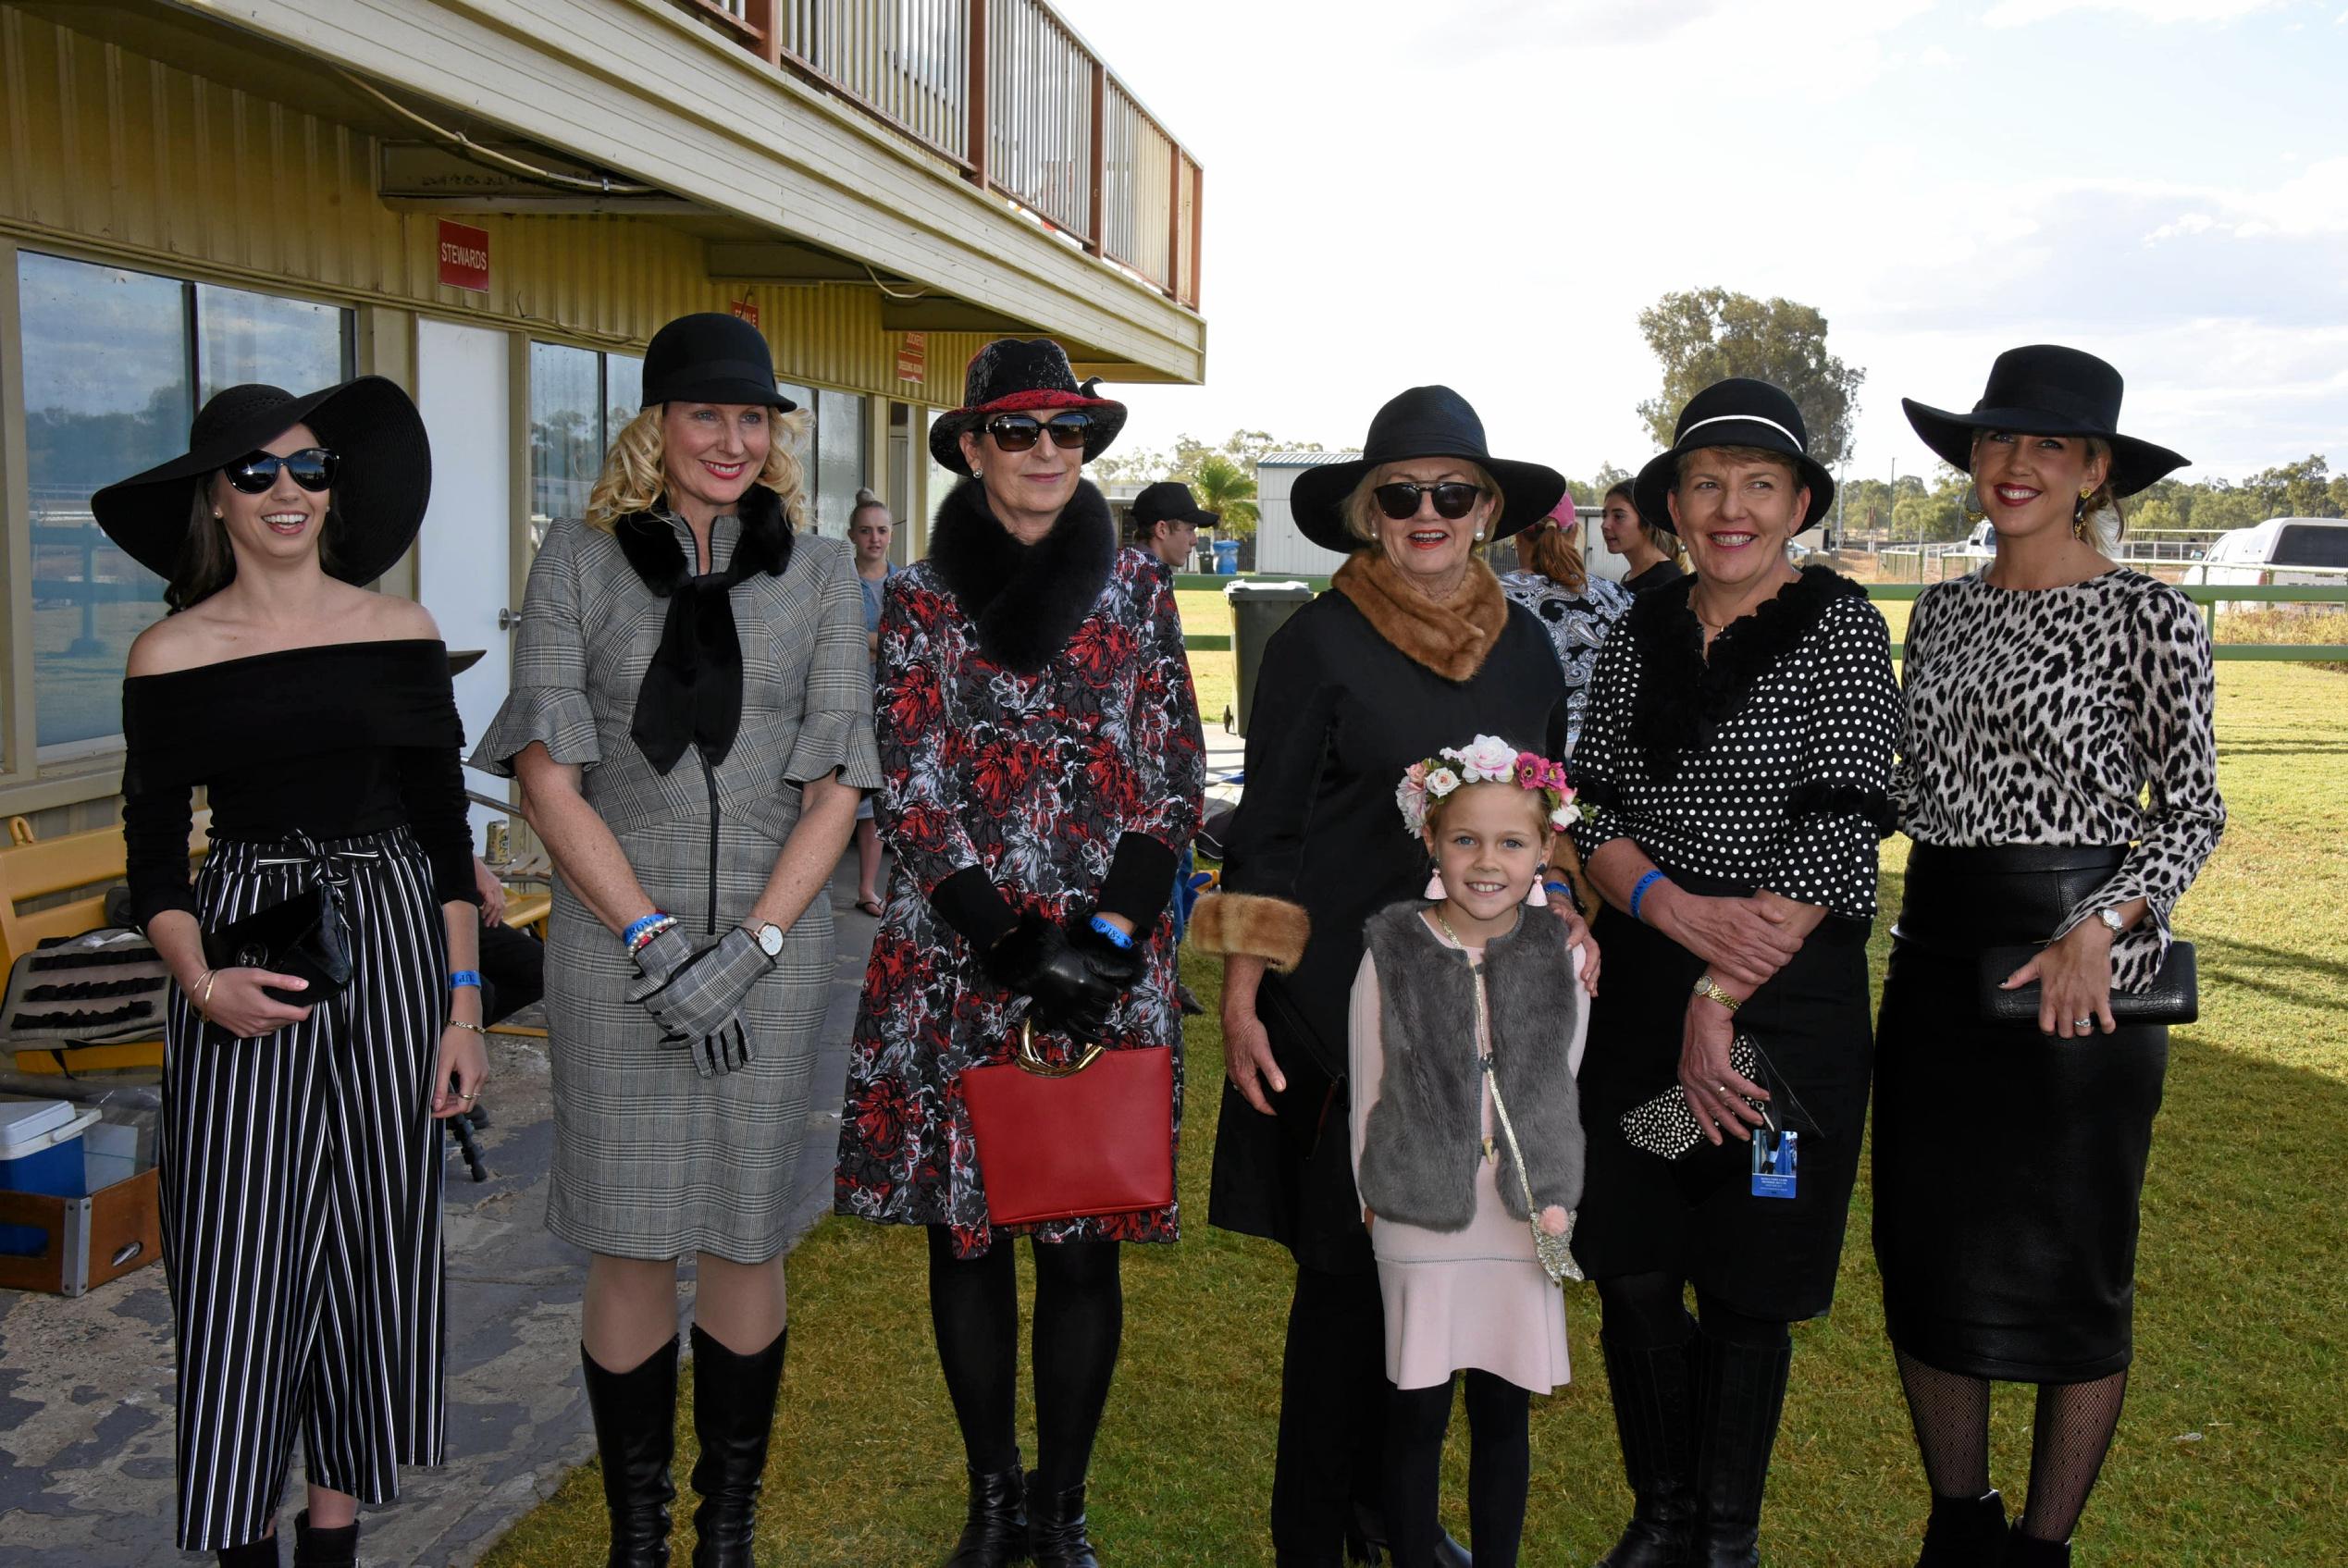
[1015,1019,1106,1079]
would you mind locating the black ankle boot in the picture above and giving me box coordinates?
[687,1323,787,1568]
[1346,1503,1473,1567]
[583,1337,680,1568]
[291,1510,359,1566]
[1596,1331,1698,1568]
[1027,1470,1100,1568]
[2004,1536,2071,1567]
[945,1465,1028,1567]
[1917,1489,2008,1567]
[216,1535,281,1566]
[1688,1330,1792,1568]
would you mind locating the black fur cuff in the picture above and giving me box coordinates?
[929,866,1020,952]
[1095,833,1179,931]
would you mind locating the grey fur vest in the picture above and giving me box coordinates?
[1354,903,1586,1232]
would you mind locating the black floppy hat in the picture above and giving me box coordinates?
[929,339,1128,476]
[1132,481,1217,532]
[1288,385,1566,554]
[90,376,431,586]
[1901,344,2186,498]
[1634,377,1835,536]
[641,312,797,410]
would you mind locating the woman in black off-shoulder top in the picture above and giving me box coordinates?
[93,377,481,1568]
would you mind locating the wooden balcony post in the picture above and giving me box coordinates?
[966,0,990,187]
[743,0,785,68]
[1086,59,1106,255]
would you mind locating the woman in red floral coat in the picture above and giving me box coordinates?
[834,340,1205,1568]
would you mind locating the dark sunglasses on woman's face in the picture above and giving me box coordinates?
[223,448,339,494]
[1373,480,1485,521]
[984,414,1091,452]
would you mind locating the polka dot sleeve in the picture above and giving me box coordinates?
[1761,596,1900,920]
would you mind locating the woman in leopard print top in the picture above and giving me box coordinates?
[1874,346,2224,1568]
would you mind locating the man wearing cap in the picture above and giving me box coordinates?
[1131,478,1216,575]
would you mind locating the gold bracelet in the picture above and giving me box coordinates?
[195,969,218,1016]
[446,1019,488,1036]
[1692,973,1744,1012]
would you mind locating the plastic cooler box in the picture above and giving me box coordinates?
[0,1099,102,1254]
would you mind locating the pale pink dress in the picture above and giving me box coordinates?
[1348,913,1588,1394]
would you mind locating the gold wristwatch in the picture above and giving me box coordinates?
[1692,973,1744,1012]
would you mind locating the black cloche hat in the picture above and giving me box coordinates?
[929,338,1128,476]
[1901,344,2187,498]
[641,312,796,410]
[1634,377,1835,536]
[1289,385,1566,554]
[1132,480,1217,531]
[90,376,431,586]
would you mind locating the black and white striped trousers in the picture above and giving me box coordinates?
[160,827,450,1551]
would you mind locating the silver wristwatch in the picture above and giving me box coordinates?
[749,921,785,957]
[2094,907,2126,938]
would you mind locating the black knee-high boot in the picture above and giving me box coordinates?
[291,1509,359,1566]
[1688,1331,1791,1568]
[1596,1331,1698,1567]
[216,1535,281,1566]
[688,1323,787,1568]
[584,1338,681,1568]
[1916,1491,2009,1568]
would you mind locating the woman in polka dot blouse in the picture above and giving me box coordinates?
[1566,379,1898,1568]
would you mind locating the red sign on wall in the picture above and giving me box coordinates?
[437,219,491,292]
[731,296,760,328]
[896,330,927,383]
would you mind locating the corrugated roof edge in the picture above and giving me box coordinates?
[1256,448,1362,467]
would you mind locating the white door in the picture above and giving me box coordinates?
[414,318,513,845]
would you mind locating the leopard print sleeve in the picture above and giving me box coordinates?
[2048,579,2226,991]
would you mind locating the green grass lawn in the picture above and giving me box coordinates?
[481,658,2346,1568]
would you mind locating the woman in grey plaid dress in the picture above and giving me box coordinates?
[473,315,877,1568]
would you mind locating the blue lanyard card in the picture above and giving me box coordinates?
[1750,1127,1798,1200]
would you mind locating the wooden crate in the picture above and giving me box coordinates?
[0,1122,160,1297]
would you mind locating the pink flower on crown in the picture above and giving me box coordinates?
[1514,752,1550,789]
[1426,765,1461,796]
[1460,735,1517,782]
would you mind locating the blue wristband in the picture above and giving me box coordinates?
[621,912,668,949]
[1088,913,1136,950]
[449,969,484,992]
[1629,870,1668,923]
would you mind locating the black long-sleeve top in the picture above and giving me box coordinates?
[120,638,481,929]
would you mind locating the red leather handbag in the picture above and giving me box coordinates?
[961,1021,1175,1227]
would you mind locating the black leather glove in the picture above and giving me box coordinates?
[1066,908,1146,993]
[983,913,1117,1038]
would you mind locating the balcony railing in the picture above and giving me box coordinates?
[677,0,1202,308]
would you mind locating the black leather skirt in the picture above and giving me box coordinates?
[1872,843,2169,1383]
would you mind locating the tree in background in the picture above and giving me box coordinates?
[1092,426,1315,539]
[1191,453,1260,533]
[1637,288,1864,469]
[1563,463,1634,506]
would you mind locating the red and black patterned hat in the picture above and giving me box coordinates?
[928,338,1127,476]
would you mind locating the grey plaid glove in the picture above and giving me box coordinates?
[626,927,773,1076]
[631,923,694,984]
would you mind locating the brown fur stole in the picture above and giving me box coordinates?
[1330,549,1509,683]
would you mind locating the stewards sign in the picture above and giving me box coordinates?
[896,331,926,382]
[437,220,490,292]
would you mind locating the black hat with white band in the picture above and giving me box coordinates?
[1633,377,1835,535]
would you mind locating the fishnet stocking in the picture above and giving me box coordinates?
[1895,1350,1991,1499]
[2018,1370,2129,1543]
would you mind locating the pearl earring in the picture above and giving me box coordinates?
[1473,527,1485,541]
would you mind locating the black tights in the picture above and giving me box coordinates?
[1595,1270,1791,1351]
[1382,1372,1532,1568]
[1896,1350,2130,1543]
[926,1226,1123,1494]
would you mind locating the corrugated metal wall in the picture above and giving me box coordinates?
[0,5,991,405]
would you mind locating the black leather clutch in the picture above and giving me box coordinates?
[1977,941,2197,1027]
[202,885,354,1007]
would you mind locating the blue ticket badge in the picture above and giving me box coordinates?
[1750,1127,1798,1200]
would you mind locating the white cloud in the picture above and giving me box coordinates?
[1983,0,2286,24]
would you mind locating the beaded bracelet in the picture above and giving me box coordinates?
[624,912,678,953]
[1629,869,1668,923]
[448,969,484,992]
[1088,913,1136,950]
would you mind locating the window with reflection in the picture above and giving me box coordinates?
[16,252,349,760]
[815,388,870,535]
[529,345,646,546]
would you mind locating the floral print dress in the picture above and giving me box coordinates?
[834,537,1205,1257]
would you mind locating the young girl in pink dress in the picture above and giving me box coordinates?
[1350,735,1589,1568]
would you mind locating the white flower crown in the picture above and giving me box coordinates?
[1394,734,1580,836]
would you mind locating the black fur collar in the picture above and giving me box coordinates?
[1629,566,1866,781]
[929,477,1115,672]
[612,481,792,591]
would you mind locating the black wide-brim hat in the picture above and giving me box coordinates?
[928,338,1127,476]
[1901,343,2187,498]
[641,312,797,411]
[1289,385,1566,554]
[1634,377,1835,536]
[90,376,430,585]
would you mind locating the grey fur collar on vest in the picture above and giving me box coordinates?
[1354,903,1586,1233]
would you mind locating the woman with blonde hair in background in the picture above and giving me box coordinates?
[475,313,878,1567]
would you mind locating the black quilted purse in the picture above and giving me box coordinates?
[202,884,354,1006]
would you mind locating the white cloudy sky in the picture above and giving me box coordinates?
[1057,0,2348,484]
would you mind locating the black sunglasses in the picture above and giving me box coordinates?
[223,447,339,494]
[984,414,1091,452]
[1372,480,1485,521]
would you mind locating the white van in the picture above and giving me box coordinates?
[2183,517,2348,586]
